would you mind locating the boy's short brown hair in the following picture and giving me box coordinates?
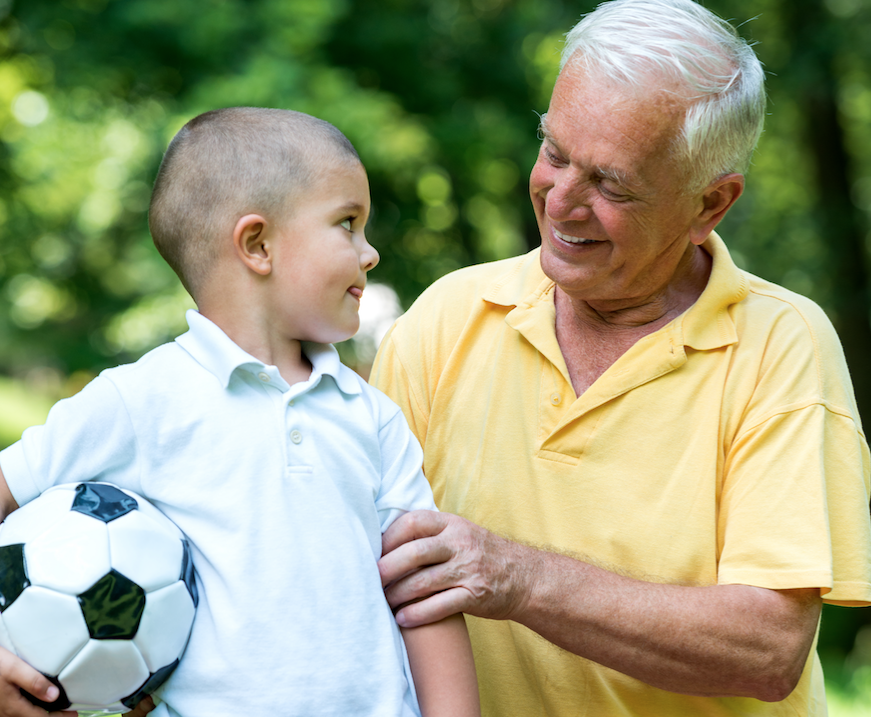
[148,107,360,296]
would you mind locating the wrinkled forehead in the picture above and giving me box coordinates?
[547,61,687,146]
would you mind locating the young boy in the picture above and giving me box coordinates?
[0,107,479,717]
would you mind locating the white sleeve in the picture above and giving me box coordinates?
[0,375,140,507]
[374,401,437,534]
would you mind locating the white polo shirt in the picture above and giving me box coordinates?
[1,310,435,717]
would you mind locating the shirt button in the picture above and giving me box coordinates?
[290,430,302,444]
[288,399,295,407]
[258,372,270,383]
[550,393,561,406]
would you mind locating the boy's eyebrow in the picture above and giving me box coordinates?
[335,201,367,215]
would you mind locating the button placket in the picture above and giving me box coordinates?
[285,392,308,468]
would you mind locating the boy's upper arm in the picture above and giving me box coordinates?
[0,462,19,520]
[0,374,140,511]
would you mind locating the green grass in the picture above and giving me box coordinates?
[826,664,871,716]
[0,376,54,449]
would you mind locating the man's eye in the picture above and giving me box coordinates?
[543,146,564,165]
[599,183,629,201]
[341,219,352,231]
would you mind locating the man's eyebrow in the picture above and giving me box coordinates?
[538,112,653,196]
[595,164,636,190]
[537,113,554,143]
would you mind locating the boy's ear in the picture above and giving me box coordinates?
[233,214,272,275]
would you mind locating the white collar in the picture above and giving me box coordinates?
[175,310,361,395]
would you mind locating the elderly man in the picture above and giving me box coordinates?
[372,0,871,715]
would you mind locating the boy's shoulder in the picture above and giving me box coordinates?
[97,340,211,411]
[101,340,194,384]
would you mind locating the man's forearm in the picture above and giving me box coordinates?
[510,543,821,701]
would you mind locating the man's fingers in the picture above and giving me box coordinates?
[379,536,455,588]
[379,514,456,588]
[383,549,462,607]
[394,587,472,627]
[382,510,449,555]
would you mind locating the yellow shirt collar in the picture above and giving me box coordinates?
[480,231,748,353]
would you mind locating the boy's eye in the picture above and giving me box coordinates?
[340,219,352,231]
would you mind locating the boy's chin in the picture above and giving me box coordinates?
[307,325,359,346]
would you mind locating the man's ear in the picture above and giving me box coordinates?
[689,173,744,246]
[233,214,272,275]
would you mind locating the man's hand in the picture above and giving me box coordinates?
[0,647,76,717]
[378,510,536,627]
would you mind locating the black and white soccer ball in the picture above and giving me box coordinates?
[0,482,198,714]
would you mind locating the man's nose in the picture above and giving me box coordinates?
[546,176,594,223]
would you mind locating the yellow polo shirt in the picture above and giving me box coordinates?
[371,233,871,716]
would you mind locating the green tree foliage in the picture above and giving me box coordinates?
[1,0,870,693]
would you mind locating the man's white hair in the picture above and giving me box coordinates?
[561,0,765,191]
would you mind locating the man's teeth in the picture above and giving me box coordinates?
[554,229,598,245]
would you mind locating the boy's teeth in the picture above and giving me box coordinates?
[554,229,597,244]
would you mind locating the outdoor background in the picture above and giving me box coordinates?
[1,0,870,711]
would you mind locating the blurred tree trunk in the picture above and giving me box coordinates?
[779,0,871,658]
[780,0,871,425]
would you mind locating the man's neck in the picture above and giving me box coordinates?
[557,243,712,332]
[554,244,712,396]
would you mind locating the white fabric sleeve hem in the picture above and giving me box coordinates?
[0,441,41,507]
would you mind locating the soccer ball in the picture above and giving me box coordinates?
[0,482,197,714]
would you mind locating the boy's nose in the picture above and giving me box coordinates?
[362,239,379,271]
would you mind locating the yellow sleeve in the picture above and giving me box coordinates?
[718,401,871,605]
[370,321,431,453]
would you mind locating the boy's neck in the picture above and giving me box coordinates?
[199,306,313,386]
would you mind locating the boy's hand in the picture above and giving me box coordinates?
[124,695,156,716]
[0,647,76,717]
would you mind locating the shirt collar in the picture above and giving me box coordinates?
[175,310,361,395]
[479,232,748,352]
[677,232,747,351]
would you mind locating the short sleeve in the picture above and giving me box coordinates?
[0,375,141,507]
[718,401,871,605]
[371,391,436,534]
